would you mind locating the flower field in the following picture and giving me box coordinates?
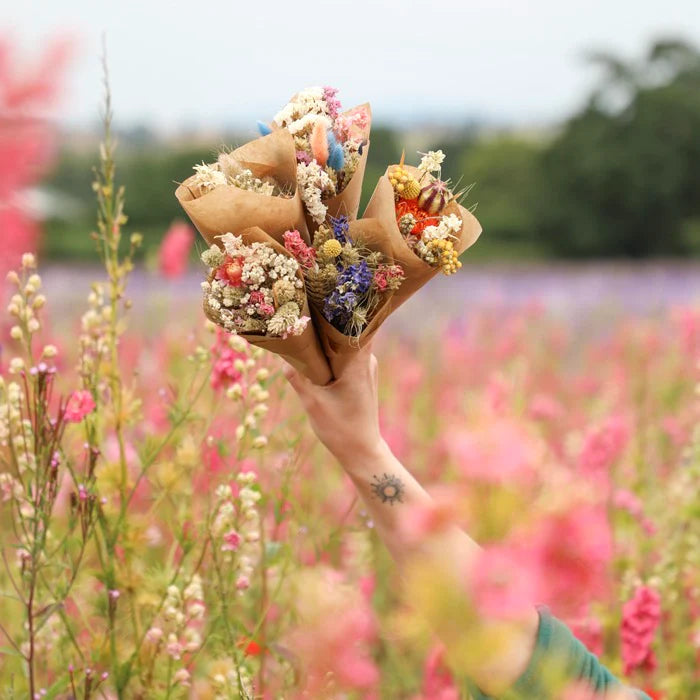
[1,230,700,698]
[1,42,699,700]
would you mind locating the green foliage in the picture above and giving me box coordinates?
[536,38,700,257]
[42,38,700,260]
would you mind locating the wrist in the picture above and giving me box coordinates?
[334,437,392,476]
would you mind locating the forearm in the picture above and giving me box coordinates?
[336,438,539,696]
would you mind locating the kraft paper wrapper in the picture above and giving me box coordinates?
[175,130,309,246]
[303,103,372,234]
[363,164,482,312]
[205,226,332,386]
[309,218,398,380]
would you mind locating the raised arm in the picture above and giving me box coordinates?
[284,348,538,696]
[284,348,648,700]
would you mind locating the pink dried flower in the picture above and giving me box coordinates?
[249,290,265,305]
[64,390,96,422]
[323,86,342,120]
[296,150,311,165]
[283,229,316,269]
[158,221,194,278]
[621,585,661,675]
[214,256,244,287]
[259,302,275,317]
[334,106,370,142]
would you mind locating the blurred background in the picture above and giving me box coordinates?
[2,0,700,313]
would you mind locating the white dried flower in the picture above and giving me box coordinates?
[191,162,227,192]
[418,150,446,174]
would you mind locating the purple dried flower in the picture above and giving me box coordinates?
[296,150,311,165]
[330,215,349,244]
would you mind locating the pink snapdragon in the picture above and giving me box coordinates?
[64,390,96,423]
[210,329,247,391]
[414,644,460,700]
[579,415,629,478]
[222,529,241,552]
[621,585,661,675]
[158,221,194,278]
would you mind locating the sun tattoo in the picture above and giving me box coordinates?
[370,473,405,506]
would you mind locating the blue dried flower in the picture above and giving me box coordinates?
[330,215,350,244]
[257,121,272,136]
[327,132,345,171]
[323,290,357,324]
[338,261,372,295]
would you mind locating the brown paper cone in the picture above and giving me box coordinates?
[175,130,309,246]
[205,226,333,386]
[362,165,482,311]
[306,218,398,379]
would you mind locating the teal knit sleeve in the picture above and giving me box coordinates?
[465,608,651,700]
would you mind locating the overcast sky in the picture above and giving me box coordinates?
[3,0,698,130]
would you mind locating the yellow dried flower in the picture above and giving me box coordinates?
[321,239,342,258]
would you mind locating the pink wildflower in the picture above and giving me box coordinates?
[158,221,194,278]
[416,644,460,700]
[531,505,613,614]
[621,585,661,675]
[282,229,316,269]
[210,329,247,391]
[579,415,629,478]
[222,529,241,552]
[64,390,95,422]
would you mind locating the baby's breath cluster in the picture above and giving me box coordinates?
[201,233,310,339]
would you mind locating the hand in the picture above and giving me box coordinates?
[283,346,384,467]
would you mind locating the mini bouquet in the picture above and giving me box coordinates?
[201,227,332,385]
[260,87,371,229]
[282,216,404,379]
[364,150,482,310]
[175,129,309,245]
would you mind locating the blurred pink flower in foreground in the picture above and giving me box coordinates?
[210,328,247,391]
[411,643,460,700]
[531,505,613,615]
[0,38,71,286]
[578,415,629,480]
[445,417,542,485]
[621,585,661,675]
[285,568,378,696]
[470,543,540,619]
[158,221,195,278]
[64,390,96,422]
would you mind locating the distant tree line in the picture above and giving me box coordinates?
[43,37,700,260]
